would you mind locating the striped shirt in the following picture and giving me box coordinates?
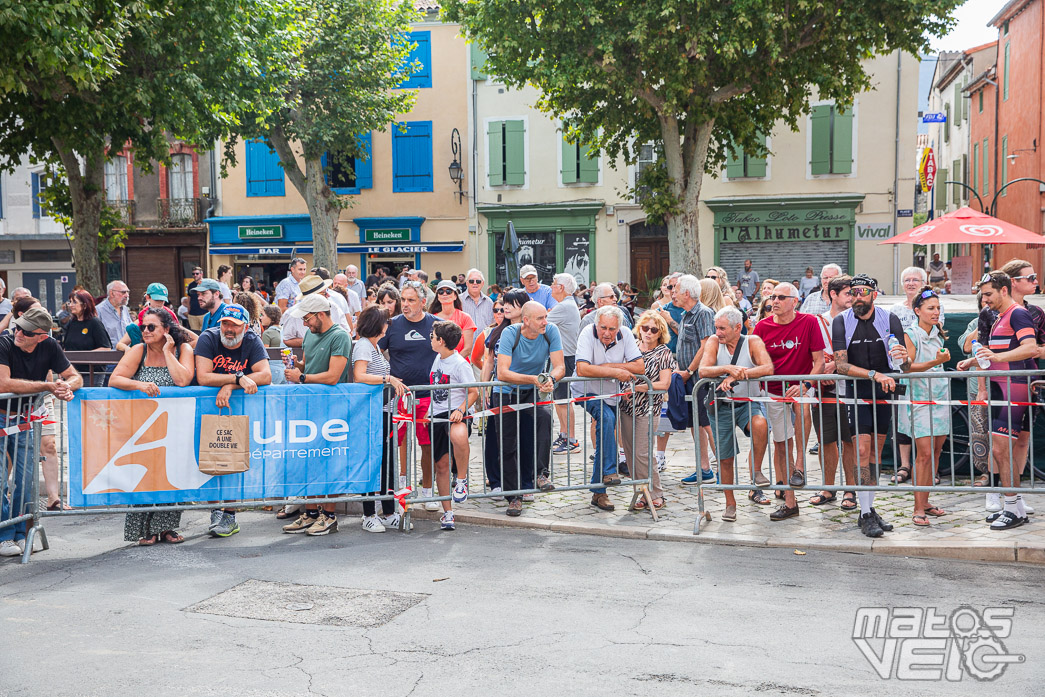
[676,301,714,371]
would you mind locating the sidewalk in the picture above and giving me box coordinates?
[413,429,1045,565]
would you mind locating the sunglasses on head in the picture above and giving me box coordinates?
[979,273,996,285]
[919,289,938,300]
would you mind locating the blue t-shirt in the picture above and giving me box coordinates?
[200,303,227,333]
[663,302,685,351]
[494,323,562,394]
[378,313,438,388]
[526,284,557,310]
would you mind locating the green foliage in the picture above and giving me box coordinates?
[38,178,128,263]
[631,161,681,226]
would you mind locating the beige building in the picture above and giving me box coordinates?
[616,51,921,294]
[208,8,473,288]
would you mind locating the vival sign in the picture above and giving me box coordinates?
[68,384,384,506]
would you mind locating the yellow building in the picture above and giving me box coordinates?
[207,7,474,288]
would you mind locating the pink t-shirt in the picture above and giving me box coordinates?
[437,308,477,354]
[753,313,825,395]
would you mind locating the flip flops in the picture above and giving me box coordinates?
[809,492,837,506]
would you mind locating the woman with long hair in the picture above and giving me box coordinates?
[704,266,734,304]
[898,287,951,526]
[234,291,263,335]
[109,307,195,545]
[429,280,476,357]
[61,289,111,386]
[699,278,729,312]
[377,284,402,318]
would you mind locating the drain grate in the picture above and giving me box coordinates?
[185,579,428,627]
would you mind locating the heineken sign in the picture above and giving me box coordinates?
[714,206,855,244]
[364,228,411,243]
[238,224,283,240]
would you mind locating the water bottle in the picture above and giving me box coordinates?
[971,340,991,369]
[886,333,901,370]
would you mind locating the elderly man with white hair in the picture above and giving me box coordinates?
[673,274,717,485]
[461,268,494,330]
[799,263,844,315]
[574,304,645,512]
[342,265,367,302]
[548,273,581,453]
[581,283,633,330]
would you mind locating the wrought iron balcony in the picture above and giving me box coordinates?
[157,197,204,227]
[107,199,135,226]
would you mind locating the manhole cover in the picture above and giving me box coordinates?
[185,579,428,627]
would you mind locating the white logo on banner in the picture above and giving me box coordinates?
[959,224,1005,238]
[908,224,937,239]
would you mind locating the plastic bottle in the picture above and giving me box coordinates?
[970,340,991,369]
[886,333,901,370]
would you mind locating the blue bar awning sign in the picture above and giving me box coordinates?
[209,242,465,255]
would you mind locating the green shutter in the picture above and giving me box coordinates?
[578,143,599,183]
[504,120,525,185]
[561,133,578,184]
[470,43,488,81]
[953,83,961,128]
[944,103,950,143]
[746,132,768,177]
[809,105,831,175]
[725,143,745,178]
[1001,136,1008,196]
[1003,42,1010,101]
[982,138,989,195]
[953,158,962,203]
[487,121,504,186]
[831,108,853,174]
[963,77,970,119]
[972,143,978,200]
[979,91,983,113]
[938,167,948,209]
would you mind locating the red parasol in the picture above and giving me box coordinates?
[878,207,1045,245]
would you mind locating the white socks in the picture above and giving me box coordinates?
[1016,495,1027,517]
[1004,495,1019,514]
[858,491,874,515]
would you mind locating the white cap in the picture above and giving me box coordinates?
[287,293,331,319]
[520,265,538,279]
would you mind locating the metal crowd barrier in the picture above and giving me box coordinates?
[0,392,48,564]
[690,370,1045,534]
[399,374,662,527]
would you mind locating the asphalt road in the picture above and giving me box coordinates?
[1,510,1041,696]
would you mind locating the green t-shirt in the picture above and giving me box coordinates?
[261,325,282,347]
[302,324,352,383]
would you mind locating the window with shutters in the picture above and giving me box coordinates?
[962,76,970,120]
[938,167,948,212]
[944,103,950,143]
[1001,136,1008,197]
[1003,42,1010,101]
[323,132,373,195]
[392,121,433,193]
[31,171,51,219]
[245,139,285,197]
[726,132,768,179]
[952,158,962,203]
[809,103,854,175]
[397,31,432,89]
[486,119,526,187]
[982,138,989,196]
[560,122,599,185]
[470,43,488,81]
[971,144,978,200]
[168,154,193,199]
[979,90,983,113]
[105,155,129,201]
[953,83,962,128]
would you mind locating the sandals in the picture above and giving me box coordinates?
[890,467,911,484]
[634,498,666,511]
[974,473,992,487]
[160,530,184,544]
[924,505,947,517]
[137,535,158,546]
[840,492,858,511]
[749,489,771,505]
[912,514,930,527]
[753,472,771,487]
[721,505,737,522]
[809,492,836,506]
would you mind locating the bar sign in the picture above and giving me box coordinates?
[365,229,411,243]
[238,225,284,240]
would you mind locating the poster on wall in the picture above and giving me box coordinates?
[950,255,973,294]
[563,233,590,288]
[495,231,555,285]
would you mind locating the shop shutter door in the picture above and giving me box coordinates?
[719,241,849,290]
[126,247,177,304]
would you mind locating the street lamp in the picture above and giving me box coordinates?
[448,128,466,204]
[989,177,1045,217]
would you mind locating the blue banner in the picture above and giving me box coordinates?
[69,384,384,507]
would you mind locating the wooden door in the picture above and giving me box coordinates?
[630,238,670,299]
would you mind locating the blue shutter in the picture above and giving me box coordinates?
[392,121,433,193]
[31,172,41,218]
[399,31,432,89]
[355,131,373,190]
[247,139,285,197]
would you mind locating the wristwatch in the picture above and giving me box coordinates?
[867,370,877,381]
[234,371,244,385]
[298,373,307,384]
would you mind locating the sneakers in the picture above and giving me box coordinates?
[618,448,627,465]
[0,540,20,557]
[1024,499,1035,515]
[440,510,456,531]
[655,453,667,473]
[536,474,555,492]
[809,442,820,455]
[209,508,224,531]
[859,512,884,537]
[618,464,631,478]
[769,504,799,521]
[506,499,523,517]
[211,512,240,537]
[985,493,1003,513]
[490,486,504,501]
[552,438,581,455]
[361,515,386,533]
[421,487,440,512]
[379,512,412,531]
[282,513,317,534]
[452,478,469,503]
[990,510,1026,530]
[682,468,717,485]
[871,508,894,532]
[552,434,566,451]
[307,513,338,536]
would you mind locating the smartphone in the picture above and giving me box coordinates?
[894,384,908,396]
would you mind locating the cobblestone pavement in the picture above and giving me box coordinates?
[411,421,1045,563]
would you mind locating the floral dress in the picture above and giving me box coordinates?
[123,354,183,541]
[898,324,950,439]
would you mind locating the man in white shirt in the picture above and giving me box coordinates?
[461,268,494,330]
[799,263,843,316]
[342,265,367,302]
[275,257,308,312]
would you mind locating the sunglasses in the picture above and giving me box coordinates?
[493,308,504,313]
[919,289,939,300]
[437,288,456,295]
[769,294,797,302]
[1013,273,1038,282]
[705,274,719,280]
[14,326,46,337]
[851,287,874,297]
[666,284,675,290]
[141,323,162,332]
[467,279,483,285]
[639,325,659,333]
[979,273,996,285]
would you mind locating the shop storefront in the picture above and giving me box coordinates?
[349,217,464,279]
[706,195,864,285]
[479,202,602,287]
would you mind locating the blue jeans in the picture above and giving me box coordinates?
[0,414,37,542]
[584,399,618,494]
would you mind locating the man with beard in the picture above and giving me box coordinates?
[195,304,272,538]
[190,278,227,333]
[831,274,909,538]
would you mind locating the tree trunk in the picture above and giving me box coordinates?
[303,156,339,274]
[661,117,714,276]
[54,142,105,296]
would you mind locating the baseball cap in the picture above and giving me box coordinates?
[13,307,53,334]
[296,274,333,298]
[850,274,878,290]
[435,280,458,293]
[520,265,538,279]
[189,278,221,293]
[218,304,249,325]
[287,293,331,319]
[145,282,168,301]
